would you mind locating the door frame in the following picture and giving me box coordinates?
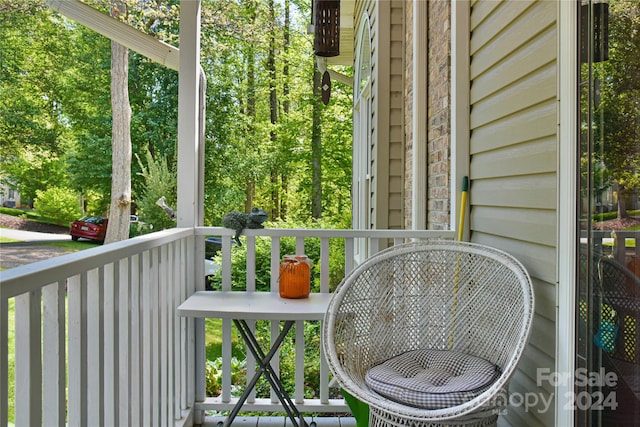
[557,0,579,425]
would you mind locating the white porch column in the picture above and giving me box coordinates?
[177,0,202,228]
[177,1,206,424]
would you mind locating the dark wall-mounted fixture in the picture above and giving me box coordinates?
[581,0,609,63]
[313,0,340,57]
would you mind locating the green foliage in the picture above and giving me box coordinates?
[135,150,177,232]
[81,189,109,217]
[0,8,73,157]
[591,209,640,223]
[207,234,279,292]
[588,1,640,217]
[202,222,350,401]
[205,357,247,397]
[203,321,324,400]
[66,135,113,209]
[302,321,323,396]
[43,240,100,251]
[0,207,22,217]
[198,0,352,225]
[33,186,82,226]
[1,0,352,229]
[208,219,346,294]
[1,149,69,206]
[129,53,179,201]
[0,206,68,228]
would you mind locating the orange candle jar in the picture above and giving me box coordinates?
[279,255,311,299]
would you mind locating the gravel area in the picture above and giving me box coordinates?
[0,243,74,269]
[0,213,74,269]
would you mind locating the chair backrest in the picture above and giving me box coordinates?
[323,240,534,403]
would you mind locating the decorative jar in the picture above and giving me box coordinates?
[279,255,311,299]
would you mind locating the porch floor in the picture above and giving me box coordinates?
[203,415,356,426]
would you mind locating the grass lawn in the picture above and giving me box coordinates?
[206,318,224,360]
[0,236,21,243]
[44,240,100,250]
[206,318,244,361]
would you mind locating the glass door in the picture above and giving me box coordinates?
[576,1,640,425]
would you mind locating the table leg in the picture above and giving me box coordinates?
[224,319,308,427]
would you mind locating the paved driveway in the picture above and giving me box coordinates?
[0,229,73,269]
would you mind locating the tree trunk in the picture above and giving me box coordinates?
[244,47,255,212]
[283,0,290,114]
[268,0,279,220]
[617,182,629,219]
[279,0,291,220]
[244,1,257,212]
[104,40,132,244]
[311,63,322,219]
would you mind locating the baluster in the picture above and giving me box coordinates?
[0,297,8,427]
[104,262,117,425]
[87,267,103,424]
[15,288,42,426]
[130,254,142,424]
[141,250,153,425]
[118,257,131,425]
[160,245,170,427]
[68,273,87,426]
[42,281,66,426]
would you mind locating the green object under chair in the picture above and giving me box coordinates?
[342,389,369,427]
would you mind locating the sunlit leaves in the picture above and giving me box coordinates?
[1,0,353,227]
[591,0,640,216]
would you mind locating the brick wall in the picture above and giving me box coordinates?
[403,0,451,230]
[427,0,451,230]
[404,1,414,227]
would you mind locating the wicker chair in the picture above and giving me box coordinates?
[323,241,534,426]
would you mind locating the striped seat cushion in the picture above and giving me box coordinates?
[365,348,500,409]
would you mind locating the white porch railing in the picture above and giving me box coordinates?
[0,226,454,426]
[0,228,198,427]
[584,229,640,263]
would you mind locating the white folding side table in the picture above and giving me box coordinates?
[177,291,333,427]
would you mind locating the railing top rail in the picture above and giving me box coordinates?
[195,226,455,239]
[0,227,193,299]
[581,229,640,237]
[1,226,455,299]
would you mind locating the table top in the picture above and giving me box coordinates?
[176,291,333,321]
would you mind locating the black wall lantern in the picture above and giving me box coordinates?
[313,0,340,57]
[581,0,609,63]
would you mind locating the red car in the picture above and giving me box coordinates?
[70,216,108,243]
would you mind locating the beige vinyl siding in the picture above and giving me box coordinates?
[354,0,404,231]
[372,0,389,230]
[468,1,557,426]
